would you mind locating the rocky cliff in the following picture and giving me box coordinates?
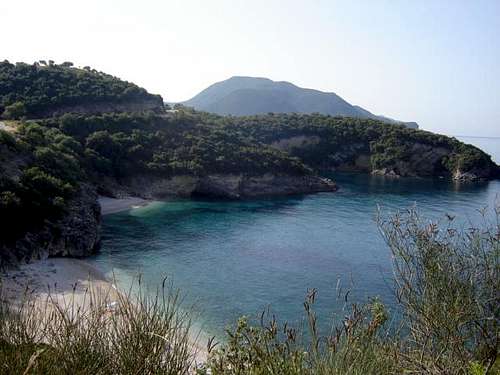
[100,173,337,200]
[266,133,499,181]
[0,184,100,267]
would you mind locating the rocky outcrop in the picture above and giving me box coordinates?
[270,137,372,173]
[370,144,451,178]
[0,185,101,267]
[269,136,500,181]
[452,167,499,182]
[34,97,164,118]
[371,168,401,178]
[195,174,337,198]
[105,173,337,200]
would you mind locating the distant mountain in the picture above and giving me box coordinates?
[183,76,418,128]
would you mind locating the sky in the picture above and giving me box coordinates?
[1,0,499,137]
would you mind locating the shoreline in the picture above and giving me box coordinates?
[0,258,119,310]
[98,195,155,215]
[0,257,207,366]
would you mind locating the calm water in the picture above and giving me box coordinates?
[89,172,500,338]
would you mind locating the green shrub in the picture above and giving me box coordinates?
[0,280,196,374]
[3,101,26,119]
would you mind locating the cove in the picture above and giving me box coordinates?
[88,173,500,338]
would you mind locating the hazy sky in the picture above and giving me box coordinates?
[1,0,499,136]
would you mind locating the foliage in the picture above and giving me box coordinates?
[0,124,82,244]
[214,112,497,176]
[38,111,310,179]
[0,60,161,118]
[0,281,196,374]
[377,207,500,373]
[3,101,26,119]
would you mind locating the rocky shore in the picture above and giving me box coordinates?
[116,173,337,199]
[0,172,337,268]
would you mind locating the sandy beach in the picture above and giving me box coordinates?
[98,195,153,215]
[0,257,207,367]
[0,258,120,314]
[0,198,208,367]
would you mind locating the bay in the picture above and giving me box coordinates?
[89,173,500,338]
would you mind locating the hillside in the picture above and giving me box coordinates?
[1,62,499,267]
[183,76,418,128]
[182,111,499,180]
[0,60,164,118]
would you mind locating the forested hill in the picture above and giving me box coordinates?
[0,60,164,119]
[0,61,498,266]
[175,110,499,180]
[183,76,418,128]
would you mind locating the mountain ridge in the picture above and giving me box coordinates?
[183,76,418,128]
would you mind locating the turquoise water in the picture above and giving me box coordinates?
[89,172,500,338]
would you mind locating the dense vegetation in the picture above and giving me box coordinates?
[0,125,84,245]
[1,107,498,251]
[1,209,498,374]
[38,111,308,179]
[0,60,162,118]
[167,110,498,178]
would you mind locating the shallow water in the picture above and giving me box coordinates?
[89,172,500,338]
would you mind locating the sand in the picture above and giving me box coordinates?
[0,258,120,313]
[98,195,153,215]
[0,257,207,367]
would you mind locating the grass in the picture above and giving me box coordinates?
[0,280,197,374]
[203,206,499,375]
[1,206,499,374]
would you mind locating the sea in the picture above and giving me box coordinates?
[88,136,500,339]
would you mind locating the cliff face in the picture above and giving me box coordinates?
[371,143,451,178]
[268,136,498,181]
[195,174,337,198]
[103,173,337,200]
[34,97,164,118]
[0,184,101,268]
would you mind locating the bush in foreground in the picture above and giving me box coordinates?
[205,207,499,375]
[0,282,196,374]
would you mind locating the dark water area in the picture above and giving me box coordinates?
[89,173,500,338]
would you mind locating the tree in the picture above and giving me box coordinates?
[3,101,27,120]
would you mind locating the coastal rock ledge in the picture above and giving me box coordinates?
[194,174,337,199]
[117,174,338,199]
[0,185,101,267]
